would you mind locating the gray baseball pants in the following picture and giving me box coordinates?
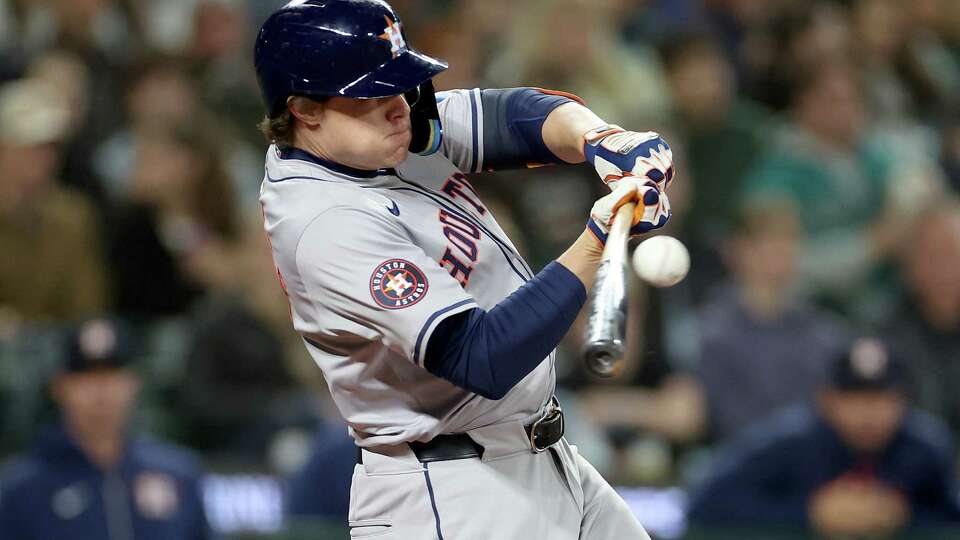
[348,421,651,539]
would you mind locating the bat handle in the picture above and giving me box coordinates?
[582,202,635,378]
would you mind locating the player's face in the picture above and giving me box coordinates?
[317,94,412,169]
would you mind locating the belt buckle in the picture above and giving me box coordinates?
[528,397,564,453]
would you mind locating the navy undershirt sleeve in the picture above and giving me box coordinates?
[480,88,574,170]
[423,261,587,400]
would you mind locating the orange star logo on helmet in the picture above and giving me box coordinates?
[378,15,406,58]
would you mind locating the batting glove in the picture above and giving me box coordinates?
[587,178,671,245]
[584,126,675,192]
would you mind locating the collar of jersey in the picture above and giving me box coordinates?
[277,146,395,179]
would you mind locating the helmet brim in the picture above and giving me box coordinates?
[333,49,448,98]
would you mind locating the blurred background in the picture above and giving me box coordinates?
[1,0,959,538]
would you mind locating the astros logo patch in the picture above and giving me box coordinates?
[378,16,407,59]
[370,259,428,309]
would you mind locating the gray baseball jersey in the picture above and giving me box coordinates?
[260,89,555,448]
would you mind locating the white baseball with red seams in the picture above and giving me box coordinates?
[632,235,690,287]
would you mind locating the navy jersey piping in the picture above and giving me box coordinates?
[266,172,339,183]
[394,177,533,276]
[468,90,480,173]
[271,145,533,278]
[396,183,535,279]
[422,463,445,540]
[264,170,535,282]
[275,146,396,179]
[413,298,477,365]
[388,185,533,282]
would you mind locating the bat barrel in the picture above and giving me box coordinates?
[581,201,633,378]
[581,259,627,377]
[582,340,624,377]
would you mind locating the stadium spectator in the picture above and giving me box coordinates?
[0,78,107,322]
[38,0,140,204]
[742,59,914,319]
[576,280,706,484]
[887,203,960,433]
[659,32,770,298]
[702,0,787,87]
[0,318,211,539]
[704,0,849,113]
[107,127,240,318]
[186,0,262,145]
[285,424,357,523]
[688,337,960,537]
[175,294,303,462]
[853,0,960,123]
[94,56,200,201]
[183,0,267,206]
[485,0,670,127]
[696,201,847,441]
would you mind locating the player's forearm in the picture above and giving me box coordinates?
[423,261,587,400]
[556,230,605,290]
[541,102,608,164]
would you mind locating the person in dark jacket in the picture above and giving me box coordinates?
[688,337,960,538]
[0,318,211,540]
[284,423,357,523]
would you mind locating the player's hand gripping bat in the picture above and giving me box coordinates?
[582,201,636,377]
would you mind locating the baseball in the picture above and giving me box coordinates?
[632,236,689,287]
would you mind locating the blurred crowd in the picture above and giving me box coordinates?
[1,0,960,538]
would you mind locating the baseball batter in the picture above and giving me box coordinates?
[254,1,674,538]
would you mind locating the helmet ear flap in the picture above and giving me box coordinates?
[408,80,442,156]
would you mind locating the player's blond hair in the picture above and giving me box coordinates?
[258,95,332,146]
[258,111,295,146]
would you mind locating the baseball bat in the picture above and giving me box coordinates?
[582,202,635,378]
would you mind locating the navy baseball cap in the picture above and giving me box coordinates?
[61,319,133,374]
[828,337,903,391]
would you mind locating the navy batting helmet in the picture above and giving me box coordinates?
[254,0,448,117]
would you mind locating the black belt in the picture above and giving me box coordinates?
[357,397,565,464]
[356,433,481,464]
[410,434,483,462]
